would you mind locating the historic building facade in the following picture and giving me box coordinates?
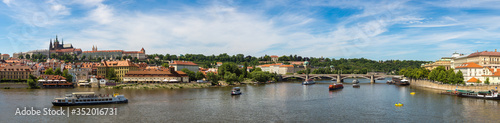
[0,65,34,80]
[81,46,146,60]
[97,60,139,81]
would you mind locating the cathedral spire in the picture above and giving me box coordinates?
[55,35,58,42]
[49,39,53,50]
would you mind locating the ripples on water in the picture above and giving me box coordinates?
[0,78,499,122]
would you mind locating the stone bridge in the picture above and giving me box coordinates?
[280,74,400,83]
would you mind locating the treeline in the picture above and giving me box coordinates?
[180,62,277,85]
[399,66,465,84]
[427,66,464,84]
[44,68,74,82]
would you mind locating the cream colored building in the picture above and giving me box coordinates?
[123,68,189,83]
[452,50,500,69]
[0,65,34,80]
[97,60,138,81]
[422,57,452,70]
[455,62,500,84]
[170,61,199,73]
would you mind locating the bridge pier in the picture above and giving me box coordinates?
[337,74,341,83]
[370,75,375,84]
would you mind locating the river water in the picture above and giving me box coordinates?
[1,78,499,122]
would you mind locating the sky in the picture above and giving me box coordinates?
[1,0,500,61]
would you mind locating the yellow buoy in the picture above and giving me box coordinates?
[395,103,403,107]
[410,92,415,95]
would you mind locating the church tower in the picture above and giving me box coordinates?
[49,39,53,50]
[140,47,145,53]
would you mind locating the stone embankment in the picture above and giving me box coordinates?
[410,79,499,91]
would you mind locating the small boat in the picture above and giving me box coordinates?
[52,92,128,106]
[267,80,275,83]
[231,87,242,95]
[352,79,359,84]
[196,80,207,83]
[77,81,90,86]
[329,83,344,91]
[395,79,410,86]
[302,79,316,85]
[353,84,360,88]
[376,78,385,80]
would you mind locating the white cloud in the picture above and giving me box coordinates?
[2,0,10,5]
[88,4,114,24]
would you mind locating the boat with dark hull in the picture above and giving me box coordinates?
[302,79,316,85]
[52,92,128,106]
[231,87,242,95]
[457,90,500,100]
[395,79,410,86]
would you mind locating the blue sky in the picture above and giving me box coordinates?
[1,0,500,61]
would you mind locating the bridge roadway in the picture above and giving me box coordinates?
[280,74,400,83]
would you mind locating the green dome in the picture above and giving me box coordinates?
[330,65,334,68]
[304,61,309,65]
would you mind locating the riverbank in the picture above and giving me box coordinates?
[410,79,499,91]
[0,83,28,89]
[107,83,213,89]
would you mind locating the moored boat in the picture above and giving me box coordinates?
[329,83,344,90]
[395,79,410,86]
[457,90,500,100]
[52,92,128,106]
[231,87,242,95]
[302,79,316,85]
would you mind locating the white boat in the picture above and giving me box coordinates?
[52,92,128,106]
[352,79,359,84]
[231,87,242,95]
[302,79,315,85]
[77,80,90,86]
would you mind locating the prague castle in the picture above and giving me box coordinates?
[49,35,82,56]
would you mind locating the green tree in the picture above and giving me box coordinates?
[63,69,73,82]
[162,63,169,68]
[181,68,196,81]
[54,68,62,75]
[437,71,447,82]
[224,73,239,85]
[45,68,54,75]
[106,68,118,82]
[251,71,270,82]
[447,70,456,84]
[456,70,464,84]
[27,74,40,89]
[485,77,490,85]
[195,71,205,80]
[25,54,30,59]
[18,55,24,59]
[206,72,219,85]
[218,62,241,79]
[242,62,248,78]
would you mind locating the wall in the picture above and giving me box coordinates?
[410,79,500,91]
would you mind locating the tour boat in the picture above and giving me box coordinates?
[457,90,500,100]
[329,83,344,91]
[52,92,128,106]
[231,87,242,95]
[395,79,410,86]
[77,81,90,86]
[353,84,360,88]
[302,79,315,85]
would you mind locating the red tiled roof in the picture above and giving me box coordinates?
[124,69,187,77]
[455,62,483,68]
[1,54,9,56]
[83,50,123,53]
[467,77,481,83]
[39,75,66,80]
[270,55,279,58]
[123,51,144,54]
[468,51,500,57]
[171,61,198,66]
[100,60,137,67]
[280,65,294,67]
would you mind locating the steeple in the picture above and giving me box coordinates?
[55,35,58,42]
[92,45,95,51]
[140,47,145,53]
[62,38,64,45]
[49,39,53,50]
